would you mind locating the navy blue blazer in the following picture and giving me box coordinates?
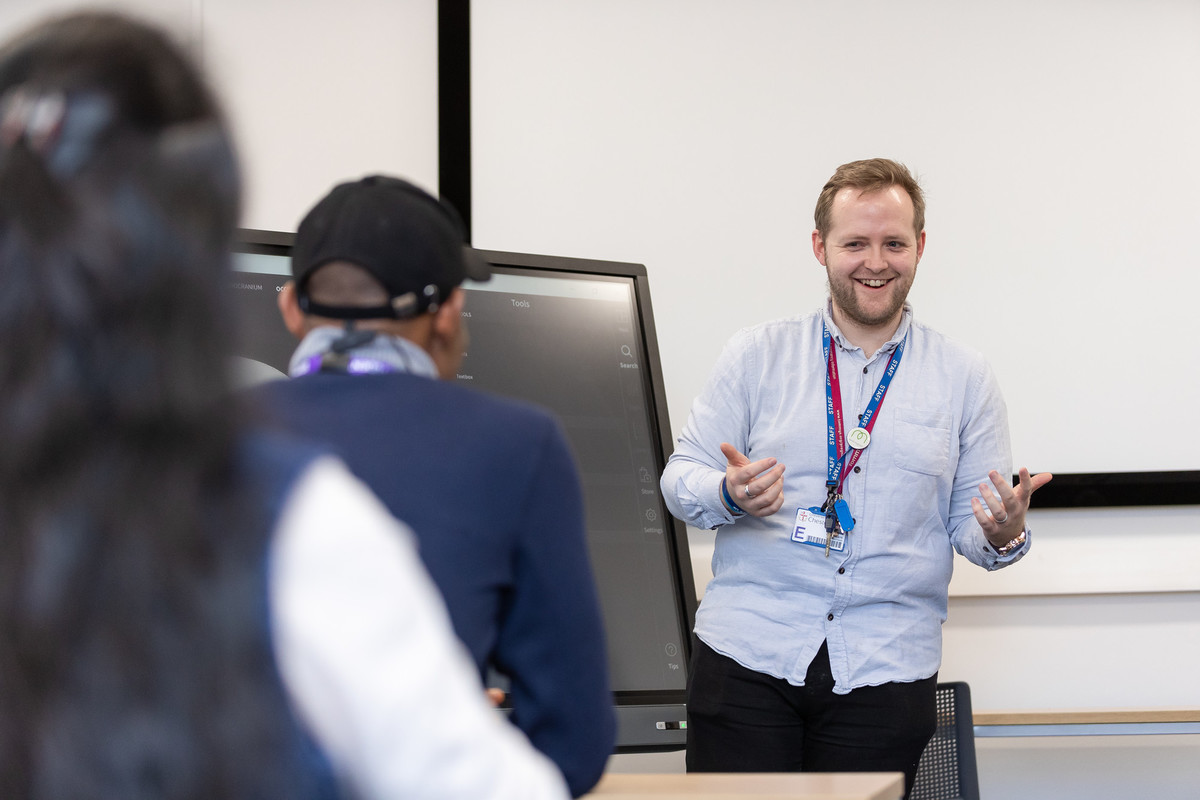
[248,372,616,797]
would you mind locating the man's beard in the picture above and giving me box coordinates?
[827,272,914,329]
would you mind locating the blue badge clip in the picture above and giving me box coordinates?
[833,497,855,533]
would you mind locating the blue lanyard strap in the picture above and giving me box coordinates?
[822,325,907,495]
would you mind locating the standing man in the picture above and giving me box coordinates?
[247,175,615,797]
[660,158,1050,795]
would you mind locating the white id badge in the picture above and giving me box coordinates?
[791,507,846,552]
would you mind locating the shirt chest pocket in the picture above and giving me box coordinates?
[892,408,952,476]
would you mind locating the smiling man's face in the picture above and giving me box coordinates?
[813,184,925,343]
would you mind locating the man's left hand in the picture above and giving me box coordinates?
[971,467,1053,549]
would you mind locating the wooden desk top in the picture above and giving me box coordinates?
[974,707,1200,726]
[582,772,905,800]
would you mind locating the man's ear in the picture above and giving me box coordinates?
[812,229,828,266]
[277,281,308,340]
[432,287,466,338]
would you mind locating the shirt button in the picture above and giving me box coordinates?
[827,613,834,621]
[862,366,868,374]
[838,567,846,574]
[853,466,861,473]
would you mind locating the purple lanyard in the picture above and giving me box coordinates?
[292,353,397,377]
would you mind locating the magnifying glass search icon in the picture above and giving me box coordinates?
[621,345,632,357]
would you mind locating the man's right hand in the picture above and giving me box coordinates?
[720,442,786,517]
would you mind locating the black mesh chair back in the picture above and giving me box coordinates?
[909,681,981,800]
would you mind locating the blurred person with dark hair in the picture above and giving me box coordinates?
[0,10,568,799]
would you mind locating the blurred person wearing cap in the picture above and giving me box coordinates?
[244,175,616,797]
[660,159,1050,797]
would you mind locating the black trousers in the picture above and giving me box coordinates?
[686,637,937,799]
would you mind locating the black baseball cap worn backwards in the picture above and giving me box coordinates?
[291,175,491,320]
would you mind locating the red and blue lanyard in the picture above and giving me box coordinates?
[821,324,907,532]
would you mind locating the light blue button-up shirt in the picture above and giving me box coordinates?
[661,302,1029,693]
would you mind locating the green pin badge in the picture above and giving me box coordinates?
[847,426,871,450]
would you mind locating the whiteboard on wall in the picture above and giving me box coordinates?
[200,0,440,233]
[469,0,1200,479]
[0,0,441,235]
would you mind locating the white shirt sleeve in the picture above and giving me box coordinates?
[269,456,570,800]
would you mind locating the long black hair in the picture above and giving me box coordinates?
[0,11,327,798]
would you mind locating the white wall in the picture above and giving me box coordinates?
[0,0,194,48]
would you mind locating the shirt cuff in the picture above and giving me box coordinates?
[680,471,743,529]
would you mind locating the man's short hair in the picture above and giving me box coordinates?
[813,158,925,239]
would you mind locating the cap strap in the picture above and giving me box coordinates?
[297,283,440,321]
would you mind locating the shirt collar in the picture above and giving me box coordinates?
[288,326,439,379]
[821,298,914,357]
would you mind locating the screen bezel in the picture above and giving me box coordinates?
[472,248,700,705]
